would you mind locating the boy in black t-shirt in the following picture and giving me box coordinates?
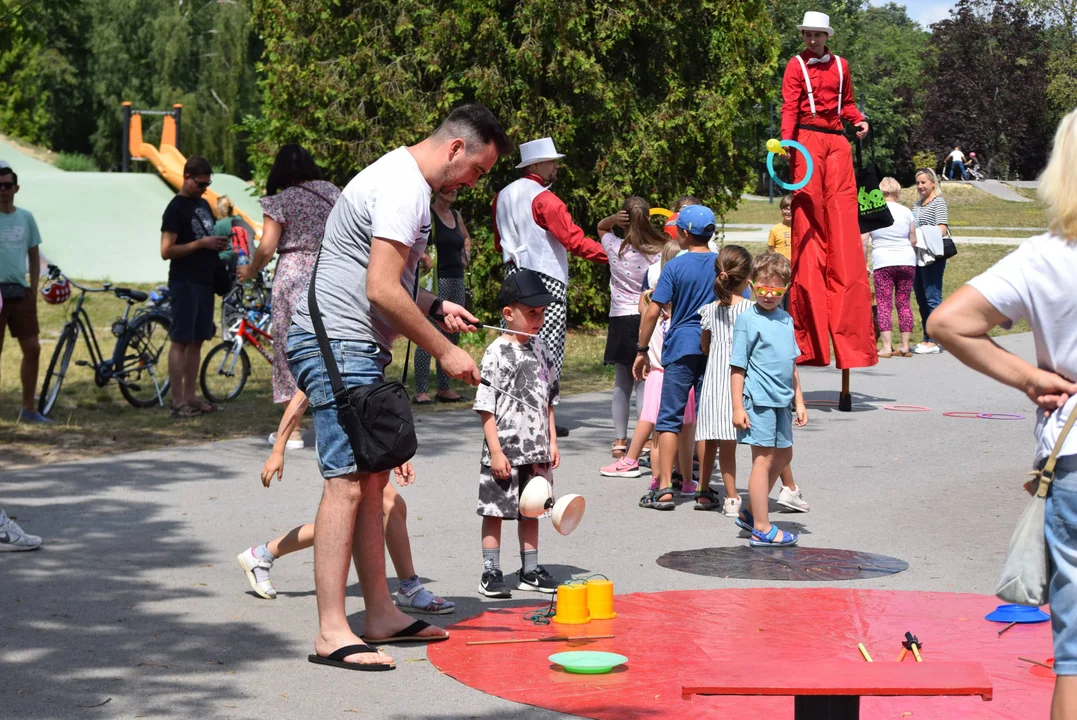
[159,155,229,417]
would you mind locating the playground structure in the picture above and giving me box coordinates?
[122,102,262,239]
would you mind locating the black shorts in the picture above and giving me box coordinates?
[168,280,216,344]
[603,314,641,366]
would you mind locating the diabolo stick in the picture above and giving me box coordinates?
[466,634,615,646]
[858,643,873,662]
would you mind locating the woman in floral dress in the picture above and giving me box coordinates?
[239,144,340,447]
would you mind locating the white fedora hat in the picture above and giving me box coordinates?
[516,137,564,169]
[797,11,834,36]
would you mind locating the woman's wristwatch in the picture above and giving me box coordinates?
[428,297,445,319]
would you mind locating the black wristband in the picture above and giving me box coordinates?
[637,345,649,354]
[428,297,444,319]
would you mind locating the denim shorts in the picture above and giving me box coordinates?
[286,325,391,479]
[655,355,706,433]
[1046,455,1077,675]
[737,396,793,449]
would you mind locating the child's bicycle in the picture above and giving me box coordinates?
[199,305,272,403]
[38,265,173,415]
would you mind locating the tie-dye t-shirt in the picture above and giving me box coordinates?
[473,335,560,466]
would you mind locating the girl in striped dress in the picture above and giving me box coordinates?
[695,246,753,515]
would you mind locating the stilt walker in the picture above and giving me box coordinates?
[781,11,878,410]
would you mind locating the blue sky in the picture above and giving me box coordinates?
[870,0,956,28]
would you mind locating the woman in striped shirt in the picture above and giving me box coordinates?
[912,168,950,354]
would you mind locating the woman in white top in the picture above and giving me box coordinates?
[861,177,917,357]
[929,107,1077,720]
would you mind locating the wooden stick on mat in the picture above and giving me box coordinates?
[1019,657,1053,669]
[998,621,1018,636]
[467,634,615,646]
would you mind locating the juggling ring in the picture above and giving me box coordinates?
[883,404,931,412]
[650,207,673,219]
[767,139,814,191]
[943,411,983,419]
[979,413,1025,421]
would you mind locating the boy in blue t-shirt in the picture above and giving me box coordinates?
[730,252,807,546]
[633,205,718,510]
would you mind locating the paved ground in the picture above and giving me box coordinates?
[0,333,1043,719]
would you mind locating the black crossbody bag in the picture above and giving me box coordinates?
[306,254,418,473]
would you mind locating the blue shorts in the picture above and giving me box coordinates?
[286,325,391,479]
[1046,455,1077,675]
[655,355,706,433]
[737,397,793,449]
[168,280,215,344]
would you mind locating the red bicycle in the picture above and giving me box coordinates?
[199,311,272,403]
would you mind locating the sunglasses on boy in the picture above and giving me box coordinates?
[0,182,14,191]
[194,180,211,190]
[750,281,789,298]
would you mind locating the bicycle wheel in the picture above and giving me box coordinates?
[117,314,172,408]
[200,341,251,403]
[38,324,78,416]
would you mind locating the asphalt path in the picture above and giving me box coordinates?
[0,333,1043,718]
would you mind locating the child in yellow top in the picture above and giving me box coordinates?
[767,194,793,260]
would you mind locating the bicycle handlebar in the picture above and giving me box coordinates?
[45,264,142,300]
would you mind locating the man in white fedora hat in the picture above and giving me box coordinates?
[493,137,607,434]
[781,11,877,396]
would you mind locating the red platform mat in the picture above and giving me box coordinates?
[427,588,1054,719]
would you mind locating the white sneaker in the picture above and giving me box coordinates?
[777,486,810,513]
[267,432,305,451]
[0,510,42,552]
[237,547,277,599]
[912,343,941,355]
[722,496,742,518]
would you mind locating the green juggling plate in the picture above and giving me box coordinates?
[549,651,629,674]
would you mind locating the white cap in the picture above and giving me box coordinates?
[516,137,564,170]
[797,11,834,36]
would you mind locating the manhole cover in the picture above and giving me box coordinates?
[656,546,908,581]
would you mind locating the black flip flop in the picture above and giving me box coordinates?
[435,395,467,403]
[412,397,435,406]
[308,644,395,671]
[361,619,449,645]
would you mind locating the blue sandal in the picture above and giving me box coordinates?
[734,509,755,533]
[749,525,798,547]
[639,488,676,511]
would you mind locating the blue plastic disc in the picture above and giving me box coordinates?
[985,604,1050,623]
[767,139,814,191]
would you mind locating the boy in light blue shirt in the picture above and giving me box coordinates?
[730,251,807,546]
[634,205,718,510]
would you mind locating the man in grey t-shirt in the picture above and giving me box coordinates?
[288,104,511,671]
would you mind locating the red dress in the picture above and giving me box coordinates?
[781,48,878,370]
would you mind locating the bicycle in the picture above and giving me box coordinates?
[220,267,271,341]
[199,306,272,403]
[38,265,173,415]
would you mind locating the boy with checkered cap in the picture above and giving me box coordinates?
[474,269,562,598]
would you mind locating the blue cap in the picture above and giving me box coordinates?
[675,205,716,237]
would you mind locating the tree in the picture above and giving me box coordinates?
[913,0,1051,179]
[247,0,779,324]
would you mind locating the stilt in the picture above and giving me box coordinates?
[838,369,852,412]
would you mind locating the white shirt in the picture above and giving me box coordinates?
[868,202,917,269]
[601,232,657,317]
[967,233,1077,462]
[949,149,965,163]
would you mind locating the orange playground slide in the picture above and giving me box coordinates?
[126,106,262,239]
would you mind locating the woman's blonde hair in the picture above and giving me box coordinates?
[1039,107,1077,243]
[914,168,941,196]
[879,177,901,197]
[216,195,235,218]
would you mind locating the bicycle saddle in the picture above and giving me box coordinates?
[114,288,148,302]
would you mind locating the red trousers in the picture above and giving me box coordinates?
[788,125,878,369]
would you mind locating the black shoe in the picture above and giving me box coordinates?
[556,425,570,438]
[479,569,512,598]
[517,565,559,594]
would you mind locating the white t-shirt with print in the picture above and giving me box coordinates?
[869,201,917,270]
[293,146,431,349]
[967,233,1077,462]
[949,149,965,163]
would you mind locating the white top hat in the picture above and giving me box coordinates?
[516,137,565,169]
[797,11,833,36]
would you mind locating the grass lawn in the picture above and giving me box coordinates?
[725,184,1048,230]
[0,241,1028,470]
